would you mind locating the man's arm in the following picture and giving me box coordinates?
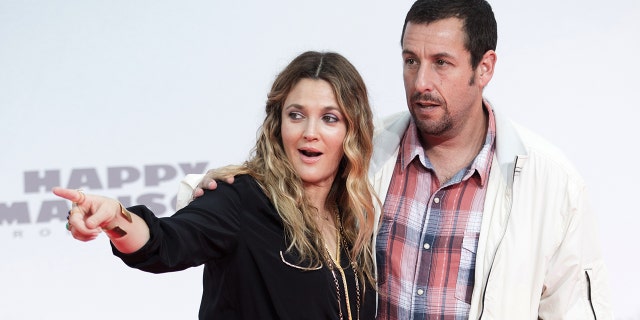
[538,186,612,319]
[175,171,235,210]
[175,174,205,210]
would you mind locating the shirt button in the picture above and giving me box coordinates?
[434,197,440,204]
[417,289,424,295]
[423,243,430,250]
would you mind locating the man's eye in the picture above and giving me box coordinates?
[436,59,447,66]
[405,58,416,65]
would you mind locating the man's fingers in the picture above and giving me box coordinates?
[202,169,235,189]
[193,188,204,198]
[191,172,236,200]
[197,179,218,193]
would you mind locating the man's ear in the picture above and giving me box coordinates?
[478,50,497,88]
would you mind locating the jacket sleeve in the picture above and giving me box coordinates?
[175,173,206,210]
[114,183,242,273]
[538,185,613,319]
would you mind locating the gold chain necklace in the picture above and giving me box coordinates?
[322,214,360,320]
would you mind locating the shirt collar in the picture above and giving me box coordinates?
[399,100,497,186]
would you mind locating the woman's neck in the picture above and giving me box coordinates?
[303,181,340,260]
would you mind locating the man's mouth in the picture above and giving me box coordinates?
[416,101,439,108]
[411,92,443,107]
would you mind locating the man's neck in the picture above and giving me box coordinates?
[421,108,489,184]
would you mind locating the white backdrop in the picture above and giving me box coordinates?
[1,0,639,319]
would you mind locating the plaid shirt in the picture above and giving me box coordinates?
[376,106,496,320]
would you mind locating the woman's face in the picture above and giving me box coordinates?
[281,78,347,189]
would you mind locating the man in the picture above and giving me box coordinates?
[367,1,611,319]
[181,0,612,318]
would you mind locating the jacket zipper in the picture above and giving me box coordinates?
[478,156,523,319]
[585,270,597,319]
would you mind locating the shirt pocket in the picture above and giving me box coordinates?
[455,231,479,304]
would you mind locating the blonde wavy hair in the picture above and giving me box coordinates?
[218,51,376,286]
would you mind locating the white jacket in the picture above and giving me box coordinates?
[370,110,612,319]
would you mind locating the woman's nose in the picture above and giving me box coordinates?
[303,121,319,141]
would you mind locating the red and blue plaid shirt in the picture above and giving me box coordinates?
[376,106,496,320]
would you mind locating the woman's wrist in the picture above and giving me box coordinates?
[104,203,134,238]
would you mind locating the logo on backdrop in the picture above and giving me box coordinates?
[1,162,209,239]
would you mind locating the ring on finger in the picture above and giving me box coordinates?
[76,189,86,205]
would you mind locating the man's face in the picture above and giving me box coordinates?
[402,18,486,141]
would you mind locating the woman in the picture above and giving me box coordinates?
[54,51,376,319]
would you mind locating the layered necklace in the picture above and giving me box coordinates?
[279,212,363,319]
[322,214,361,320]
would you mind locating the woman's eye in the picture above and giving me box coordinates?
[323,114,339,123]
[288,111,304,120]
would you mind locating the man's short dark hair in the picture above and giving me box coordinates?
[401,0,498,69]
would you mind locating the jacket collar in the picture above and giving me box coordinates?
[370,99,528,185]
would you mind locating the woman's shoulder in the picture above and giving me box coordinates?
[203,174,266,204]
[220,174,260,191]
